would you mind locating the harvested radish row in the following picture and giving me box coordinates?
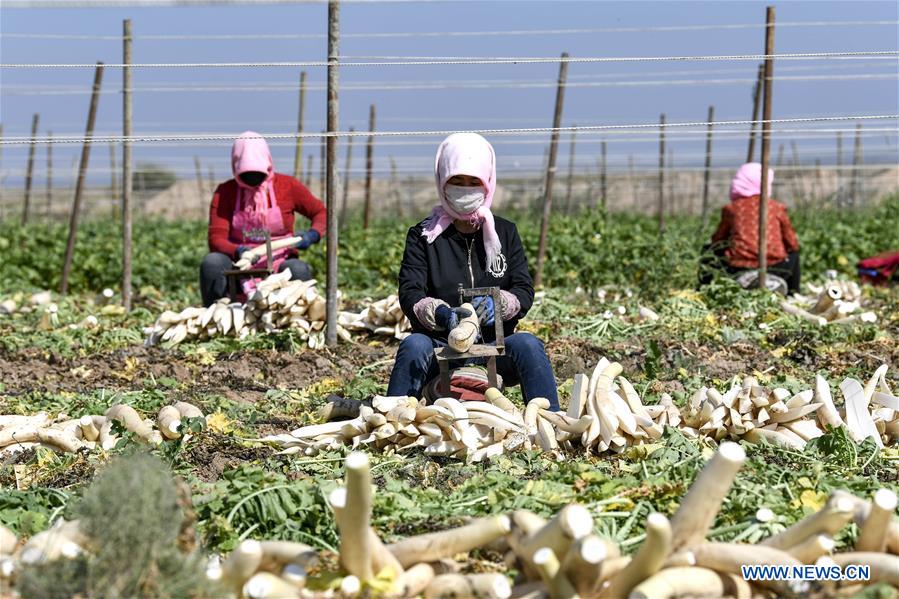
[781,279,877,326]
[338,294,411,341]
[257,363,899,460]
[146,274,410,347]
[0,402,205,456]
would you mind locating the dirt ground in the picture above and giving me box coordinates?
[3,334,895,403]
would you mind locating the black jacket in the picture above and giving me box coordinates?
[397,216,534,341]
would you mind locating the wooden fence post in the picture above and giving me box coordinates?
[194,156,205,200]
[564,128,576,213]
[122,18,134,310]
[851,123,863,206]
[747,63,763,162]
[340,127,354,227]
[46,131,54,220]
[657,113,666,232]
[61,62,104,295]
[835,131,844,208]
[325,0,340,346]
[534,52,569,287]
[363,104,376,229]
[293,71,307,179]
[22,113,40,226]
[757,7,776,290]
[700,106,715,230]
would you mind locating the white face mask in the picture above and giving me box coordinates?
[444,184,485,215]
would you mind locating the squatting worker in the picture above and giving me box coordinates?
[386,133,560,410]
[701,162,801,294]
[200,132,326,306]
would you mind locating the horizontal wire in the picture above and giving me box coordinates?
[3,20,899,41]
[2,51,898,69]
[4,128,894,148]
[6,61,893,92]
[2,163,896,179]
[6,73,897,96]
[1,115,896,145]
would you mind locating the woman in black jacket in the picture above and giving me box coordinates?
[386,133,559,410]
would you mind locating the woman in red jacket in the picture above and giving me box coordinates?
[200,132,326,306]
[700,162,801,293]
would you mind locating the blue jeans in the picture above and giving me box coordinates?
[386,332,560,410]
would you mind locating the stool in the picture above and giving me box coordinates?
[434,285,505,396]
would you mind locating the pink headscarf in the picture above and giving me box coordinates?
[232,131,278,216]
[422,133,502,268]
[730,162,774,201]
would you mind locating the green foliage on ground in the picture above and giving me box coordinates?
[0,196,897,574]
[1,195,896,298]
[17,453,214,599]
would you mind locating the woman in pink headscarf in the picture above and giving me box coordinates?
[387,133,559,409]
[200,132,326,306]
[700,162,801,293]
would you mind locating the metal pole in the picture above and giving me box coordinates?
[564,128,576,213]
[747,63,763,163]
[122,19,134,310]
[325,0,340,346]
[22,113,40,226]
[293,71,307,179]
[109,141,117,218]
[194,155,205,200]
[700,105,715,230]
[340,127,353,226]
[658,113,666,232]
[852,123,863,206]
[363,103,375,229]
[61,62,104,295]
[46,131,54,220]
[757,6,775,291]
[534,52,569,287]
[599,140,607,211]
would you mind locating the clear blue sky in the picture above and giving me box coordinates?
[1,0,897,187]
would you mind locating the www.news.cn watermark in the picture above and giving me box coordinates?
[741,564,871,582]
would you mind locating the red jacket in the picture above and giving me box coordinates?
[712,195,799,268]
[208,173,326,258]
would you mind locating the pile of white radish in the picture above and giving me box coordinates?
[781,279,877,326]
[145,271,412,348]
[145,271,333,347]
[0,402,205,458]
[2,447,897,597]
[212,449,899,597]
[253,394,529,463]
[338,294,411,341]
[257,363,898,460]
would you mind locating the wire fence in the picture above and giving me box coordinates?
[1,13,897,226]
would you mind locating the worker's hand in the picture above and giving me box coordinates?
[294,229,321,250]
[235,246,250,261]
[435,304,473,332]
[471,295,495,326]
